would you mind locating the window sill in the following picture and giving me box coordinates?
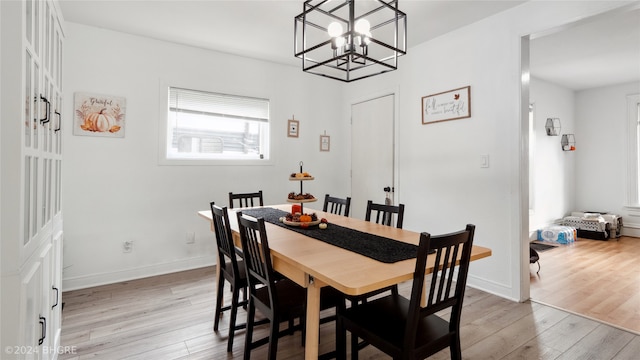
[159,158,274,166]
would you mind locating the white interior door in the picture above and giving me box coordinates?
[351,94,395,220]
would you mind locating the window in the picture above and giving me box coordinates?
[627,94,640,206]
[164,87,270,163]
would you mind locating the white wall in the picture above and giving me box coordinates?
[344,0,631,300]
[575,81,640,231]
[529,77,576,231]
[62,23,349,290]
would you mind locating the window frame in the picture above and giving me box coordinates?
[158,81,273,166]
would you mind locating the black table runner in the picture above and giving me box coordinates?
[240,208,418,263]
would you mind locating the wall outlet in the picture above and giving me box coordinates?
[123,240,133,253]
[480,154,490,168]
[186,231,195,244]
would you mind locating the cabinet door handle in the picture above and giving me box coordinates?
[40,95,50,124]
[54,111,61,132]
[38,316,46,345]
[52,286,59,309]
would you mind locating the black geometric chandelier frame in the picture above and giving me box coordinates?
[294,0,407,82]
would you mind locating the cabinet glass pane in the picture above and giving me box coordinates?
[54,31,59,84]
[55,159,61,213]
[42,159,48,225]
[24,156,31,245]
[26,0,33,46]
[47,159,52,222]
[32,157,39,235]
[43,80,50,152]
[34,0,39,56]
[58,39,63,90]
[25,51,32,148]
[49,10,55,75]
[34,63,39,149]
[45,2,50,72]
[48,82,54,152]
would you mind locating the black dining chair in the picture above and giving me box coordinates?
[354,200,406,302]
[229,190,264,209]
[365,200,404,228]
[236,212,307,359]
[337,224,476,360]
[323,194,351,217]
[209,202,248,352]
[236,212,344,359]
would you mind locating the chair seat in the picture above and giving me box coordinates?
[222,260,248,282]
[255,279,306,319]
[341,294,452,355]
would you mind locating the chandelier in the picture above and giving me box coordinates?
[294,0,407,82]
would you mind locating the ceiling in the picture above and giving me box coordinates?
[58,0,640,91]
[530,5,640,90]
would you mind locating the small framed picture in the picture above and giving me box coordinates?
[320,135,330,152]
[288,119,299,138]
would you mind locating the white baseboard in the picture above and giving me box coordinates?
[621,226,640,238]
[62,256,216,291]
[466,275,519,302]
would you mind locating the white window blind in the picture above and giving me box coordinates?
[169,87,269,123]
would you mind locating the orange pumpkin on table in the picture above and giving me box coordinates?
[299,214,312,223]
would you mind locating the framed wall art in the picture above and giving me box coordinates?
[288,118,299,138]
[74,92,126,137]
[421,86,471,124]
[320,134,330,152]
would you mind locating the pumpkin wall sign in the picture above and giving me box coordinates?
[73,92,126,138]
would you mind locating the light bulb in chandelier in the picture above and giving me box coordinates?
[354,19,370,34]
[327,22,343,37]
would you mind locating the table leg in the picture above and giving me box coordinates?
[304,280,321,360]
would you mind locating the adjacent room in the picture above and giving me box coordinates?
[527,6,640,333]
[1,1,639,359]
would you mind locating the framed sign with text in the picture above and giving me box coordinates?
[421,86,471,124]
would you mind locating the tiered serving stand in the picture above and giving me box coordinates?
[284,161,320,227]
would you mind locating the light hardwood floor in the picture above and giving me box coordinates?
[59,266,639,359]
[529,236,640,334]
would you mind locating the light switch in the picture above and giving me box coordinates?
[480,154,489,168]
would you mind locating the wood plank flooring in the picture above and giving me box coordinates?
[529,236,640,334]
[59,266,639,359]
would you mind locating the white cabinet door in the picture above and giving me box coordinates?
[38,244,53,359]
[20,261,44,360]
[48,232,63,351]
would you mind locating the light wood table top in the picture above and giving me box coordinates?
[199,204,491,359]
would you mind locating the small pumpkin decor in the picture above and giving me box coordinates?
[73,92,126,138]
[299,214,312,223]
[81,109,121,133]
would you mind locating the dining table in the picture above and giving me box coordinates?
[198,204,492,359]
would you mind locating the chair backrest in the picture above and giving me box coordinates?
[414,225,475,342]
[210,202,242,278]
[364,200,405,228]
[229,190,264,209]
[323,194,351,217]
[236,212,278,308]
